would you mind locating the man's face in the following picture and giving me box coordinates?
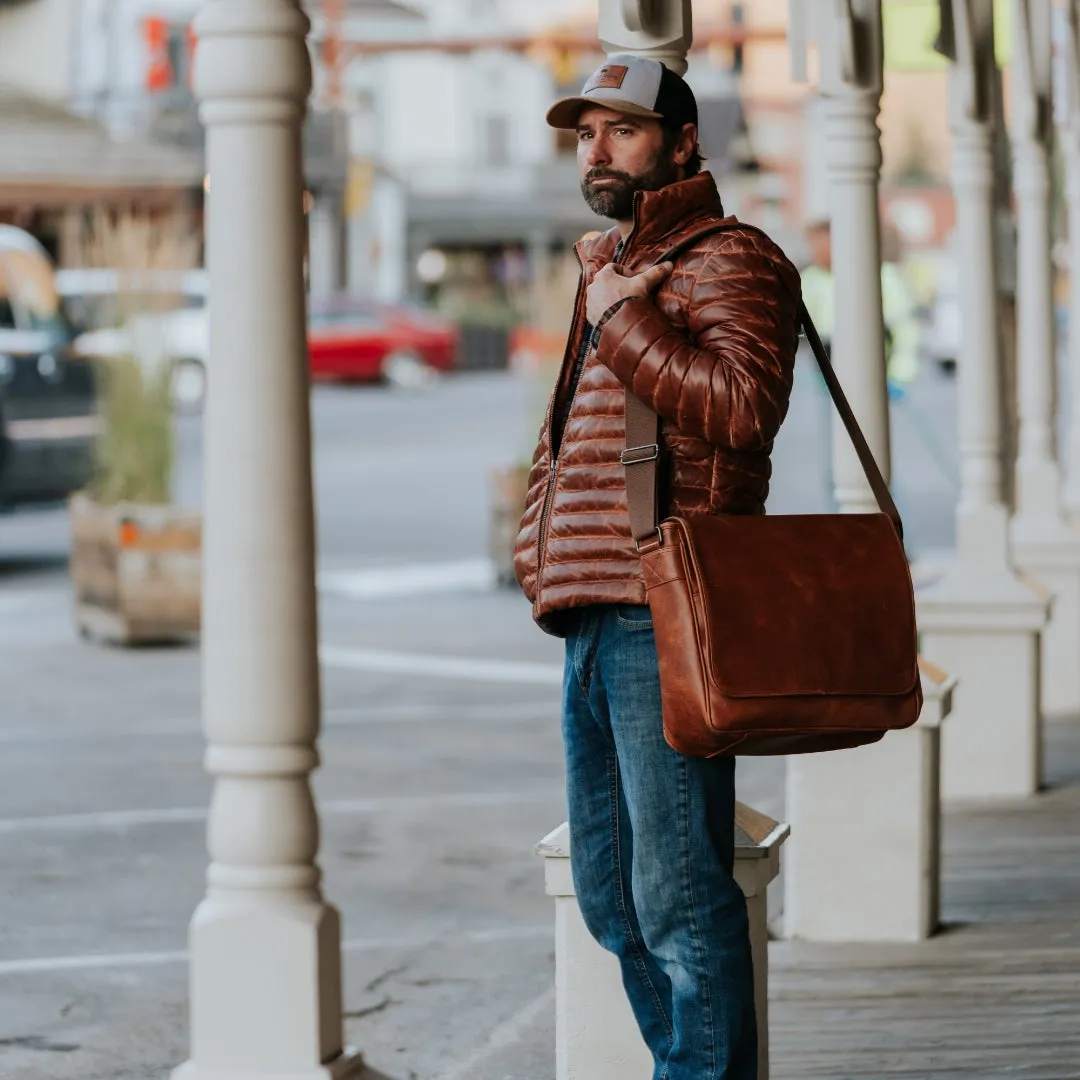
[576,106,685,220]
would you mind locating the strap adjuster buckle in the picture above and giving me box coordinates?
[620,443,659,466]
[635,527,663,554]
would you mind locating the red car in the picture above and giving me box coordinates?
[307,298,459,386]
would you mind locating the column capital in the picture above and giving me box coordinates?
[1011,0,1053,146]
[791,0,882,95]
[1060,1,1080,130]
[597,0,692,74]
[195,0,312,119]
[938,0,997,124]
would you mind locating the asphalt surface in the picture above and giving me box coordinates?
[0,358,960,1079]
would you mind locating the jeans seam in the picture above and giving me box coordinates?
[574,614,598,695]
[610,753,674,1044]
[678,755,717,1078]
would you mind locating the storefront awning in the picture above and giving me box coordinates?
[0,86,203,209]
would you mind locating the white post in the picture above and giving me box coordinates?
[1061,1,1080,522]
[1009,0,1080,720]
[537,806,789,1080]
[803,0,892,513]
[174,1,365,1077]
[918,0,1048,800]
[785,662,955,941]
[597,0,693,75]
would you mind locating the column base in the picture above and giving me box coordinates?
[918,568,1047,800]
[784,715,943,943]
[1012,523,1080,719]
[173,1048,370,1080]
[177,896,358,1080]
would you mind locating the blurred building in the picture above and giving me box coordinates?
[0,0,202,260]
[328,0,775,322]
[0,0,997,313]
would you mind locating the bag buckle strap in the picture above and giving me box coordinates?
[635,528,662,554]
[620,443,659,466]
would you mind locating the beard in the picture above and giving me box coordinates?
[581,156,679,220]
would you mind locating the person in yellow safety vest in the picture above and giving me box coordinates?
[800,218,921,398]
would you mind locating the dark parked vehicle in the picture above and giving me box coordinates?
[0,227,98,510]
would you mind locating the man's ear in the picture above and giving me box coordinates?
[673,122,698,167]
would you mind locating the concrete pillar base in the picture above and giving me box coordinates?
[918,569,1048,800]
[538,806,787,1080]
[1012,526,1080,719]
[784,665,954,942]
[173,899,361,1080]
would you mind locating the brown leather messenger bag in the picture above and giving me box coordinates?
[622,223,923,757]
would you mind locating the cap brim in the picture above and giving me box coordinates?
[546,96,663,129]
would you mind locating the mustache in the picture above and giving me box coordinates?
[584,169,633,184]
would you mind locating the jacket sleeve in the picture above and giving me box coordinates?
[594,235,801,451]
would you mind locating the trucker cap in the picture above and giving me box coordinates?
[546,54,698,130]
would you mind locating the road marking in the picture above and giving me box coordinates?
[0,924,552,977]
[318,558,496,600]
[320,645,563,685]
[325,701,557,725]
[0,701,559,744]
[0,788,563,835]
[432,986,557,1080]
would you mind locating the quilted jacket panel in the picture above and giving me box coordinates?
[513,172,802,631]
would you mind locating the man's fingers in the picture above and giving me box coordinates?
[637,262,674,290]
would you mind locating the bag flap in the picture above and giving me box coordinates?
[674,513,919,698]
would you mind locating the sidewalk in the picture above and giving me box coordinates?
[769,719,1080,1079]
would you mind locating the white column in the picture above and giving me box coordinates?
[919,0,1048,800]
[785,663,954,941]
[1009,0,1080,720]
[537,807,788,1080]
[174,2,365,1077]
[1060,3,1080,522]
[597,0,692,75]
[821,0,891,512]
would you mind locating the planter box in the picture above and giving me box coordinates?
[69,492,201,645]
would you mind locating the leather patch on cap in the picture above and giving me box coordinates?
[585,64,629,92]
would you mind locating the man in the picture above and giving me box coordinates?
[514,55,801,1080]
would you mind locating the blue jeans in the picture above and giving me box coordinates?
[561,604,757,1080]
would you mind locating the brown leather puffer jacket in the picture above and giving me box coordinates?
[514,172,802,632]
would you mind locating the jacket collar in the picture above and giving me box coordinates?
[578,172,727,267]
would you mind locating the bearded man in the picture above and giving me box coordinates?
[514,55,802,1080]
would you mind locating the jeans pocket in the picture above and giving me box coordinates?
[613,603,654,630]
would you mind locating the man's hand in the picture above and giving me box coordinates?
[586,261,674,327]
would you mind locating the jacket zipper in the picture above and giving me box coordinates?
[532,224,639,609]
[534,251,588,606]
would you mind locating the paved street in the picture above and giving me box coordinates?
[0,360,960,1080]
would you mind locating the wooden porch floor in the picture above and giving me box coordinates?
[768,720,1080,1079]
